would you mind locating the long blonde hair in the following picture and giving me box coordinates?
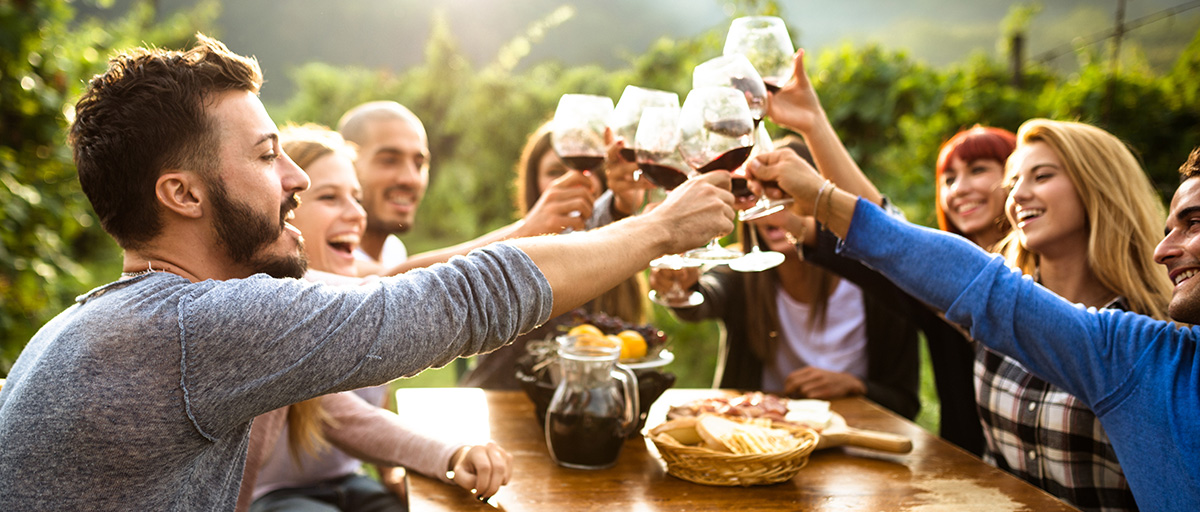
[276,123,354,465]
[1001,119,1171,319]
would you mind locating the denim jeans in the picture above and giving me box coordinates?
[250,473,406,512]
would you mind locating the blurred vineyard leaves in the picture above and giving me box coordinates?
[0,0,217,373]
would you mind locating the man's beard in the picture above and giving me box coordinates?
[208,180,307,279]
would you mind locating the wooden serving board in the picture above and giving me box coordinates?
[814,411,912,453]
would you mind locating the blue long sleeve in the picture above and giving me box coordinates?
[837,197,1200,511]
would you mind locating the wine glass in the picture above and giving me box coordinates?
[728,222,786,273]
[648,255,704,307]
[678,86,755,262]
[633,106,691,192]
[692,54,767,127]
[723,16,796,92]
[738,122,794,221]
[551,94,614,172]
[610,86,680,164]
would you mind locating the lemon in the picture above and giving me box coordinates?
[616,330,647,360]
[568,324,605,338]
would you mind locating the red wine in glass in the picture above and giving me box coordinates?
[619,147,637,162]
[560,155,604,171]
[696,145,752,174]
[637,161,689,191]
[763,81,781,93]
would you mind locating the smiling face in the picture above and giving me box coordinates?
[939,156,1007,247]
[1005,141,1089,261]
[355,117,429,236]
[206,90,310,278]
[1154,178,1200,323]
[292,153,366,276]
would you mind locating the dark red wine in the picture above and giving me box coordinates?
[731,177,753,198]
[560,155,604,171]
[637,162,689,190]
[704,119,754,138]
[619,147,636,162]
[697,146,753,174]
[764,81,781,93]
[547,412,626,468]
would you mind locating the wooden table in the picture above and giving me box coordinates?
[396,388,1076,511]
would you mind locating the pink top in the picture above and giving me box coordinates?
[236,269,474,510]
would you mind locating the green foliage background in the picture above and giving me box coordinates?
[3,0,1198,432]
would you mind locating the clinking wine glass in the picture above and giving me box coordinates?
[723,16,796,93]
[678,86,755,262]
[692,54,768,128]
[633,106,691,192]
[738,122,794,221]
[551,94,614,173]
[728,221,786,273]
[610,86,680,166]
[648,255,704,307]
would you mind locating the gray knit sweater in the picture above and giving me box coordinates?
[0,244,551,511]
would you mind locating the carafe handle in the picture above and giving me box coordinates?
[612,363,639,437]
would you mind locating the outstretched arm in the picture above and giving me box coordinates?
[767,49,883,206]
[371,171,598,276]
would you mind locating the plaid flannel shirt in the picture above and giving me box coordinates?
[974,299,1137,511]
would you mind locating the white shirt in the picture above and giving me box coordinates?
[353,234,408,268]
[761,278,869,392]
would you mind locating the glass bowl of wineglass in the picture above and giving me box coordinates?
[678,86,756,262]
[610,86,680,164]
[693,54,767,128]
[723,16,796,93]
[551,93,614,173]
[633,106,691,192]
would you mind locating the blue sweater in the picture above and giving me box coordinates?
[839,198,1199,511]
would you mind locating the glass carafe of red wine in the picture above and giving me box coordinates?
[545,335,639,470]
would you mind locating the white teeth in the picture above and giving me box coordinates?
[955,201,983,213]
[328,233,360,245]
[1017,209,1044,221]
[1175,269,1199,286]
[285,210,296,220]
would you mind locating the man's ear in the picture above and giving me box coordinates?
[156,171,205,219]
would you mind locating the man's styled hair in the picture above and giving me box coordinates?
[69,34,263,249]
[1179,147,1200,182]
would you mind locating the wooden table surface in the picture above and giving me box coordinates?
[396,388,1076,511]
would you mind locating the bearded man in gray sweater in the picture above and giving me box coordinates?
[0,34,734,511]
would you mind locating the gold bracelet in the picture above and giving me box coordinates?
[822,183,838,224]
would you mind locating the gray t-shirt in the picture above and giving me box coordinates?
[0,244,551,511]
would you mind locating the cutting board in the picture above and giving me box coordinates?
[813,411,912,453]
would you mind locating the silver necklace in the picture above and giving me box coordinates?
[120,262,166,279]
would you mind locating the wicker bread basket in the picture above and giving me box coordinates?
[648,417,818,486]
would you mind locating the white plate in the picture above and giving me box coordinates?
[621,349,675,369]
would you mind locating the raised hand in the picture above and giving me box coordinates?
[519,170,597,235]
[605,131,654,216]
[644,171,736,255]
[449,441,513,500]
[765,48,824,135]
[747,148,824,211]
